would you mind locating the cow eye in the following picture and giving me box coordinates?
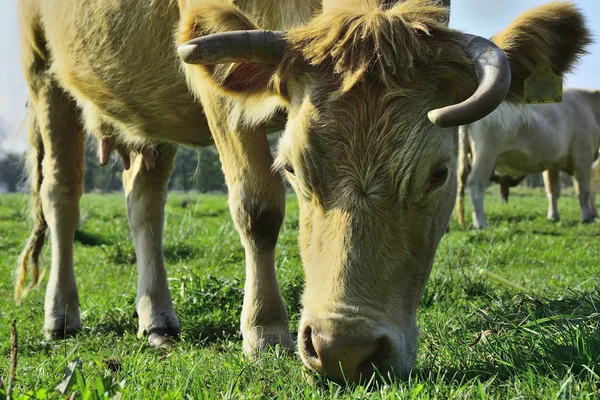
[284,164,295,176]
[430,166,448,186]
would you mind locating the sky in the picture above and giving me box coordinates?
[1,0,599,153]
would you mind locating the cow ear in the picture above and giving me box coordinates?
[177,2,290,104]
[491,1,591,102]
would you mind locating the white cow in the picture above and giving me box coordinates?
[457,88,600,229]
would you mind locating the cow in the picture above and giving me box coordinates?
[16,0,589,383]
[457,88,600,230]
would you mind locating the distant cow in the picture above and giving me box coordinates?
[457,88,600,229]
[16,0,589,383]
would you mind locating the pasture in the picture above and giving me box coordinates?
[0,187,599,398]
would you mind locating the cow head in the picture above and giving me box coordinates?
[177,0,589,383]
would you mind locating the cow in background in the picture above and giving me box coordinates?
[457,88,600,229]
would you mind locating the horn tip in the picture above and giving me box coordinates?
[427,109,452,128]
[177,43,198,64]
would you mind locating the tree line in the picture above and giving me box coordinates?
[82,139,227,193]
[0,132,227,193]
[0,130,572,193]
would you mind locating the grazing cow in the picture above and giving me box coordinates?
[457,88,600,229]
[16,0,589,383]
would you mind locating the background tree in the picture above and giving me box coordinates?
[0,152,24,192]
[169,146,225,193]
[83,137,123,193]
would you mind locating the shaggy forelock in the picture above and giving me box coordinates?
[285,0,475,95]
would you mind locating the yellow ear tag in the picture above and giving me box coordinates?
[524,62,563,104]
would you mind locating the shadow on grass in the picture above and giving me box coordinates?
[87,302,138,337]
[195,208,228,218]
[530,229,562,237]
[74,229,111,246]
[487,214,537,225]
[163,242,197,262]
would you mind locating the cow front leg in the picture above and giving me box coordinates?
[36,85,85,338]
[202,94,292,355]
[543,169,561,221]
[123,143,180,347]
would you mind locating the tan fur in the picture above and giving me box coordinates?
[288,0,468,94]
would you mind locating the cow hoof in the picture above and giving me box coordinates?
[582,217,595,224]
[140,326,180,349]
[243,325,295,357]
[547,216,560,222]
[44,320,82,340]
[147,327,179,349]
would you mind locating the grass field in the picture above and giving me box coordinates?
[0,186,599,399]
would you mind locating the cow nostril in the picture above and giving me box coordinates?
[358,337,391,377]
[302,325,319,361]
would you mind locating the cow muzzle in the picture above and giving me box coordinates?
[298,316,418,383]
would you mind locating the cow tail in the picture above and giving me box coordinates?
[456,125,471,230]
[15,106,47,303]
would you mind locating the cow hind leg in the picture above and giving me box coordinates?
[15,0,84,339]
[543,169,561,221]
[591,160,600,218]
[122,143,180,347]
[201,93,292,354]
[456,126,471,229]
[572,161,595,223]
[24,85,85,338]
[499,177,510,203]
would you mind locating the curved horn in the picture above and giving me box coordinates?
[428,34,511,128]
[178,30,286,65]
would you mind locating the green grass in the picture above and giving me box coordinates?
[0,186,599,399]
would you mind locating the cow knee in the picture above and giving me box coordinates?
[40,181,82,230]
[233,199,284,249]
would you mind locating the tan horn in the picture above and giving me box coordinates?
[428,34,511,128]
[178,30,286,65]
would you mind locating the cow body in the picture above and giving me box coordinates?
[17,0,589,383]
[17,0,319,349]
[457,89,600,229]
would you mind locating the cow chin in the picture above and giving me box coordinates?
[297,310,419,383]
